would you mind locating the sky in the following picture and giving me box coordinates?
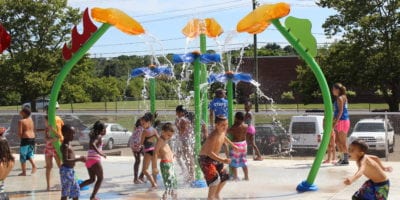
[67,0,340,58]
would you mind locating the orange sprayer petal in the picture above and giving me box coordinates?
[205,18,223,38]
[237,2,290,34]
[91,7,145,35]
[182,18,202,38]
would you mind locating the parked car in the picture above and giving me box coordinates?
[290,115,324,152]
[254,124,292,155]
[79,123,132,150]
[22,98,59,111]
[349,118,395,156]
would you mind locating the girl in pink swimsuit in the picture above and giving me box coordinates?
[79,121,107,200]
[244,102,263,161]
[44,116,62,191]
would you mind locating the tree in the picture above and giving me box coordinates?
[292,0,400,111]
[0,0,81,110]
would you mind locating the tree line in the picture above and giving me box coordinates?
[0,0,398,111]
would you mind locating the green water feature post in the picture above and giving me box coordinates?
[149,78,156,114]
[48,24,112,159]
[193,53,203,182]
[200,33,208,126]
[271,19,333,191]
[227,79,234,126]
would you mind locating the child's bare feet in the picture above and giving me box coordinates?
[254,156,263,161]
[31,167,37,174]
[171,190,178,200]
[18,172,26,176]
[90,197,100,200]
[322,160,331,164]
[147,185,157,192]
[133,179,143,184]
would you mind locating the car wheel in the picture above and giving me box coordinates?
[378,150,386,158]
[389,139,394,153]
[106,139,114,150]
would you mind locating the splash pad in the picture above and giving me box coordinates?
[46,1,333,194]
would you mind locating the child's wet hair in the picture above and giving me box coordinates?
[162,122,175,133]
[61,124,74,137]
[350,139,368,153]
[141,112,154,122]
[176,105,187,113]
[135,119,141,128]
[215,115,228,124]
[90,121,105,138]
[235,112,245,121]
[0,139,14,166]
[21,107,31,117]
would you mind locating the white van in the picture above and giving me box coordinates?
[290,115,324,151]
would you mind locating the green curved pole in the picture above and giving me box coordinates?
[227,80,234,126]
[48,24,111,159]
[193,55,202,181]
[149,78,156,114]
[271,19,333,186]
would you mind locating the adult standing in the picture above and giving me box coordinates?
[209,89,228,128]
[332,83,350,165]
[17,108,37,176]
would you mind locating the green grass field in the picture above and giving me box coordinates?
[0,100,389,112]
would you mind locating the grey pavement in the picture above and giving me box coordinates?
[4,155,399,200]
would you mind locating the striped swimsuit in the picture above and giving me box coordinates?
[85,141,103,168]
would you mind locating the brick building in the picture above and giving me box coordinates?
[237,56,382,104]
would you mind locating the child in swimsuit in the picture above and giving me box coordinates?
[18,108,37,176]
[199,116,236,200]
[79,121,107,200]
[345,140,392,200]
[60,124,86,200]
[0,138,15,200]
[44,116,62,191]
[175,105,195,183]
[228,112,249,181]
[154,123,178,200]
[244,102,263,161]
[140,112,159,190]
[129,119,144,184]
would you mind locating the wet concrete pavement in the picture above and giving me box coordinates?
[4,155,399,200]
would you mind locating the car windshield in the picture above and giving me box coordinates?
[354,123,384,132]
[84,125,108,131]
[291,122,316,134]
[257,127,273,135]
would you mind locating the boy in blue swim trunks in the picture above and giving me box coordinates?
[18,108,37,176]
[60,125,86,200]
[345,140,392,200]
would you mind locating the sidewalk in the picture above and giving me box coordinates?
[4,155,399,199]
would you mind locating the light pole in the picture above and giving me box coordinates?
[252,0,259,112]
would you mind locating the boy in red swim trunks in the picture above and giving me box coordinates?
[199,116,233,200]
